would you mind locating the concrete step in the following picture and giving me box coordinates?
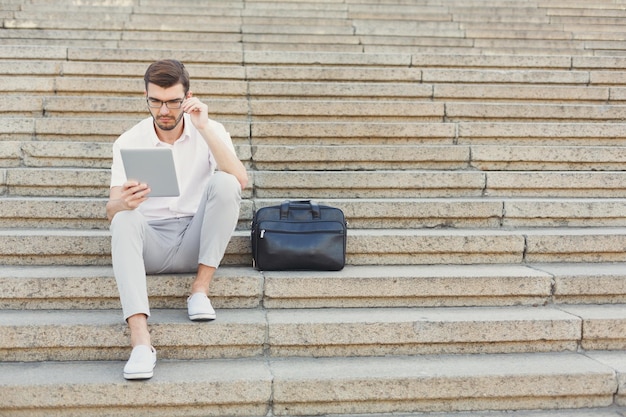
[2,46,625,73]
[58,61,246,80]
[457,122,626,145]
[8,56,626,94]
[10,115,626,154]
[445,102,626,122]
[249,99,444,122]
[0,228,112,266]
[253,170,626,198]
[252,144,626,171]
[8,140,626,173]
[6,59,617,87]
[0,36,119,49]
[4,262,626,310]
[0,197,109,229]
[242,23,355,37]
[4,3,620,52]
[0,196,254,230]
[11,10,131,21]
[560,304,626,350]
[386,408,626,417]
[0,116,250,142]
[250,121,626,146]
[5,195,626,230]
[23,96,249,120]
[254,98,617,122]
[1,80,505,102]
[411,54,571,68]
[257,197,626,229]
[251,82,610,102]
[0,196,505,230]
[34,96,604,123]
[2,167,110,197]
[9,166,626,198]
[8,304,622,361]
[318,227,626,265]
[0,263,555,311]
[461,21,626,36]
[5,110,626,143]
[263,263,626,308]
[1,141,111,168]
[2,17,242,35]
[0,308,266,361]
[470,145,626,171]
[0,352,619,416]
[421,67,590,84]
[0,265,262,310]
[5,227,626,266]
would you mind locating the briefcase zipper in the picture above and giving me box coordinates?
[257,221,346,239]
[259,228,344,238]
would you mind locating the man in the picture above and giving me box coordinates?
[106,59,248,380]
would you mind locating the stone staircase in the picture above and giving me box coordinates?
[3,0,626,416]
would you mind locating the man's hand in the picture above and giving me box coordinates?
[106,181,150,222]
[182,93,209,130]
[120,181,151,209]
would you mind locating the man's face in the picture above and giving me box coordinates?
[145,83,188,131]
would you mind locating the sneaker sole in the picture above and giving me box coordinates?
[123,370,154,380]
[189,313,216,321]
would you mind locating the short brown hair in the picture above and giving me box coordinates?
[144,59,190,93]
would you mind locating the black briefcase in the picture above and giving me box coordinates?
[251,200,347,271]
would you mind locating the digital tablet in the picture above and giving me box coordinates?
[120,148,180,197]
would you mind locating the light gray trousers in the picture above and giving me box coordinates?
[110,172,242,320]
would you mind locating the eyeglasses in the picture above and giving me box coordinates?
[146,97,184,109]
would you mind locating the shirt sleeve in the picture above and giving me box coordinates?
[110,140,126,188]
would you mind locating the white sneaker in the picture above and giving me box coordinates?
[123,345,156,380]
[187,292,216,321]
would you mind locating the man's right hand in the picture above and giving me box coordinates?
[106,181,150,222]
[120,181,151,209]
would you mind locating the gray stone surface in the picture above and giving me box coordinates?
[0,358,273,416]
[0,353,620,416]
[271,353,617,415]
[263,264,553,307]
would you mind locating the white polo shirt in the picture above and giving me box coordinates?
[110,114,236,221]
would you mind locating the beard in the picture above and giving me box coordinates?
[152,111,184,131]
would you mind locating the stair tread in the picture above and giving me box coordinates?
[2,303,626,353]
[0,263,625,310]
[0,304,600,328]
[393,409,626,417]
[0,352,619,414]
[0,351,615,384]
[0,304,617,359]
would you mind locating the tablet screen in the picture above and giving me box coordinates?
[120,148,180,197]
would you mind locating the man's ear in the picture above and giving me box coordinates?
[186,91,193,99]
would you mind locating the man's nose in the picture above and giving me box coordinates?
[158,103,170,114]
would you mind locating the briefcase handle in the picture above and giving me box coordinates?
[280,200,321,219]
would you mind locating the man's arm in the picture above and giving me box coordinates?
[182,95,248,190]
[106,181,150,222]
[197,123,248,188]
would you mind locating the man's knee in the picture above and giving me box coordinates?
[207,172,242,202]
[110,210,144,235]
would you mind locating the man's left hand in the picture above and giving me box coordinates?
[182,94,209,130]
